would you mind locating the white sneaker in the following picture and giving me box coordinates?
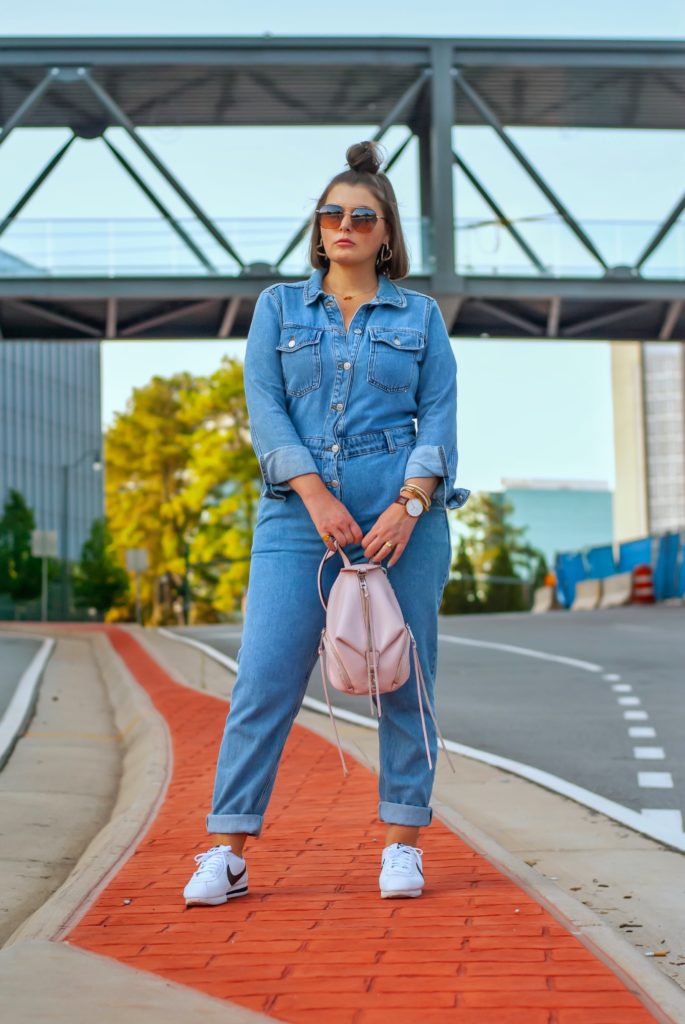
[183,845,248,906]
[379,842,424,899]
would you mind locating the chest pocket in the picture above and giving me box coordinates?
[277,327,324,396]
[367,327,425,393]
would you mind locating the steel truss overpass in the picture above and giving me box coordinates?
[1,35,685,342]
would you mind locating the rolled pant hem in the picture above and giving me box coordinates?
[378,800,432,827]
[206,813,263,837]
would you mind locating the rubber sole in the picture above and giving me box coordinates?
[380,888,422,899]
[185,885,248,907]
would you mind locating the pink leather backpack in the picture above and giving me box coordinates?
[317,542,454,776]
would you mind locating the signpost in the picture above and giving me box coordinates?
[31,530,58,622]
[125,548,149,625]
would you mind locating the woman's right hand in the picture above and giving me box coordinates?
[306,491,363,551]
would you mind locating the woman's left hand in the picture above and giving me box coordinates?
[362,503,419,568]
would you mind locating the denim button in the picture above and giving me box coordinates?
[288,338,296,348]
[393,336,401,345]
[354,328,362,335]
[335,402,344,411]
[343,361,351,369]
[330,444,340,452]
[330,480,339,487]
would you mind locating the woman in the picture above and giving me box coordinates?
[183,140,470,906]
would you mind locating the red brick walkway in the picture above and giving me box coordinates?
[65,627,657,1023]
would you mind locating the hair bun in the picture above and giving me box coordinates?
[346,140,383,175]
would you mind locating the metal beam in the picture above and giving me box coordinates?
[430,46,455,284]
[105,297,118,338]
[119,299,216,337]
[546,296,561,337]
[563,301,657,337]
[0,134,76,238]
[78,68,245,269]
[635,190,685,270]
[102,136,218,274]
[218,297,241,338]
[452,148,547,274]
[0,67,56,146]
[5,299,101,336]
[468,299,543,335]
[658,300,683,341]
[274,69,430,268]
[452,68,609,270]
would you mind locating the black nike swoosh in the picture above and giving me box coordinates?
[227,865,247,887]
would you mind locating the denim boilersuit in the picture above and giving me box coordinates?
[206,266,471,836]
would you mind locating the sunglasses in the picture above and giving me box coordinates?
[316,204,387,234]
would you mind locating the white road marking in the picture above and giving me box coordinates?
[603,673,621,681]
[641,809,684,834]
[629,727,656,738]
[617,696,641,706]
[437,634,603,673]
[624,710,649,720]
[638,772,674,788]
[633,747,665,760]
[612,683,632,692]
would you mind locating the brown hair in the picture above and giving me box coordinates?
[308,140,410,280]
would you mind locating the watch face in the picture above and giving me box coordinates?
[406,497,423,517]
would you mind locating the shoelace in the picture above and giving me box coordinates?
[385,844,423,874]
[192,846,226,878]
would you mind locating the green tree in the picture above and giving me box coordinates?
[484,546,526,613]
[181,357,261,617]
[104,361,260,623]
[105,372,201,624]
[72,517,130,615]
[0,489,41,602]
[461,492,545,612]
[440,535,483,614]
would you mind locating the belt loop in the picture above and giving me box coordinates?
[383,428,396,454]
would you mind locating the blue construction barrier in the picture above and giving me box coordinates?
[617,536,654,573]
[585,544,616,579]
[554,529,684,608]
[554,551,587,608]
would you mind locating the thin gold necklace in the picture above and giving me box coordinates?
[324,283,378,301]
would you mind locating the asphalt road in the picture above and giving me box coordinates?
[0,637,42,718]
[172,604,684,829]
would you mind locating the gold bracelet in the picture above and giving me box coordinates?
[400,484,431,511]
[397,483,430,507]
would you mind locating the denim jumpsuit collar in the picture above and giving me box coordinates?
[303,267,407,309]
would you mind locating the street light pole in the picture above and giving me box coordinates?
[60,448,102,620]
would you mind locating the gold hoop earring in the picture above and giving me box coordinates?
[376,242,392,271]
[316,237,328,260]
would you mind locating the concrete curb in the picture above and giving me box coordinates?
[0,633,55,771]
[4,630,171,947]
[159,626,685,1024]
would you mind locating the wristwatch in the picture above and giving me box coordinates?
[394,494,424,518]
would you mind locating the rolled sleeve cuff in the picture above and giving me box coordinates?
[260,444,319,501]
[404,444,471,511]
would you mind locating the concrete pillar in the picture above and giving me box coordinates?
[611,340,685,543]
[610,342,648,543]
[642,341,685,533]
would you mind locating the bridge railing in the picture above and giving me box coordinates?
[1,214,684,279]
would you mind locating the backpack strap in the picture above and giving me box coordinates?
[408,625,456,774]
[318,632,349,776]
[317,540,352,610]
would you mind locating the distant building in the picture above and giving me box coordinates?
[500,478,614,566]
[0,341,103,561]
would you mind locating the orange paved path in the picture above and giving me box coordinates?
[64,627,657,1023]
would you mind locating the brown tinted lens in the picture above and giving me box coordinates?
[350,209,378,233]
[318,205,344,228]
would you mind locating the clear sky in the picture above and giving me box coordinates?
[4,1,683,492]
